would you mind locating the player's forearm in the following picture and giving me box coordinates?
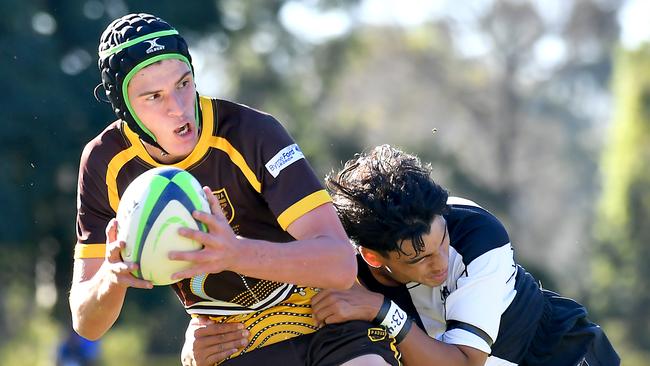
[69,269,127,340]
[398,327,487,366]
[232,236,356,289]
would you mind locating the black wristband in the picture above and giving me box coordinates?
[373,297,391,325]
[394,317,413,344]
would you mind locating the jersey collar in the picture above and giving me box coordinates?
[122,96,215,169]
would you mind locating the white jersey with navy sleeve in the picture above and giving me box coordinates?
[407,197,545,365]
[356,197,619,366]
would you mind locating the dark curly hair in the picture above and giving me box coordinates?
[326,145,449,258]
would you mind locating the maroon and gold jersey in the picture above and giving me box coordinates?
[75,96,331,341]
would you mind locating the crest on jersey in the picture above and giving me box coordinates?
[213,188,234,223]
[367,327,387,342]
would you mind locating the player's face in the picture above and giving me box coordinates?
[382,215,450,287]
[127,59,198,161]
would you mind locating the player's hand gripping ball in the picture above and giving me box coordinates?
[116,167,210,285]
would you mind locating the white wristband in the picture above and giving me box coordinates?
[380,300,408,338]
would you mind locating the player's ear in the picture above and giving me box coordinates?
[358,247,384,269]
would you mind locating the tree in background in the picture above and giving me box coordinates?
[593,45,650,361]
[313,0,619,287]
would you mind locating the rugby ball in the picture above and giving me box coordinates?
[116,167,210,285]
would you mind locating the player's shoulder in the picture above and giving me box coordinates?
[445,196,510,264]
[446,196,506,231]
[207,97,295,159]
[211,97,281,131]
[80,120,127,171]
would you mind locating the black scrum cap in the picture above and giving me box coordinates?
[97,13,198,149]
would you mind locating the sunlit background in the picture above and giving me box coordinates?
[1,0,649,364]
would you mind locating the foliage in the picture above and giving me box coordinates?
[98,325,147,366]
[593,45,650,352]
[0,283,60,366]
[311,1,617,285]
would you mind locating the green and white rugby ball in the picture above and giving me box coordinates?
[116,167,209,285]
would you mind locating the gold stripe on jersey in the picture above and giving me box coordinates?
[120,96,262,193]
[277,190,332,230]
[108,97,262,212]
[389,337,400,365]
[107,148,139,212]
[209,136,262,193]
[74,243,106,259]
[121,96,216,170]
[104,96,323,229]
[106,97,216,212]
[210,287,320,364]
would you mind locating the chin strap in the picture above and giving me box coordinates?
[142,136,170,157]
[129,92,201,159]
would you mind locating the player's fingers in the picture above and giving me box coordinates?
[200,331,249,350]
[203,186,228,222]
[312,311,324,326]
[176,228,217,249]
[106,243,127,267]
[204,336,248,353]
[195,323,245,337]
[168,247,209,263]
[124,277,154,289]
[312,302,338,324]
[109,261,132,274]
[113,265,148,283]
[110,272,152,289]
[312,293,350,324]
[172,264,215,281]
[203,186,219,208]
[192,209,229,235]
[310,289,333,307]
[311,292,342,314]
[319,307,345,326]
[105,218,118,243]
[105,223,123,260]
[312,310,327,326]
[109,262,152,289]
[114,261,145,280]
[203,348,240,366]
[191,316,215,326]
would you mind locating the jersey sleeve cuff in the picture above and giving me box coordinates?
[442,327,492,354]
[276,190,332,230]
[74,243,106,259]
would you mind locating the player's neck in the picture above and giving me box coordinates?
[142,141,187,165]
[368,266,402,287]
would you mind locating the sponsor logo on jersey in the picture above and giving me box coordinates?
[367,327,388,342]
[213,188,234,223]
[265,144,304,178]
[144,38,165,54]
